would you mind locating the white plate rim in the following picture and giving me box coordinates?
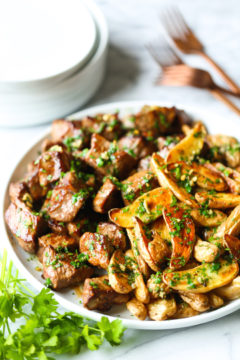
[0,0,97,85]
[2,100,240,330]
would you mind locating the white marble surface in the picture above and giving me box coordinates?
[1,0,240,359]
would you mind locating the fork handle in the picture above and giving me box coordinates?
[200,51,240,93]
[213,84,240,98]
[210,89,240,116]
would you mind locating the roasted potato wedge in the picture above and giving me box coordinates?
[181,124,192,136]
[195,191,240,209]
[206,134,240,168]
[125,249,150,304]
[163,205,195,269]
[167,162,227,192]
[206,163,240,194]
[190,207,227,227]
[108,250,133,294]
[163,258,239,293]
[148,233,171,266]
[193,238,219,263]
[215,204,240,239]
[208,293,224,308]
[151,153,199,208]
[171,302,199,319]
[224,234,240,261]
[179,291,210,312]
[135,275,150,304]
[126,229,151,279]
[215,276,240,300]
[147,297,177,321]
[147,272,170,299]
[109,187,174,228]
[151,217,172,242]
[126,298,147,320]
[133,217,160,272]
[166,123,206,163]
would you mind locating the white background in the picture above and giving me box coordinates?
[1,0,240,359]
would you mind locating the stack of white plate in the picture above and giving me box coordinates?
[0,0,108,127]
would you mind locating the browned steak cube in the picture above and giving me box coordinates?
[25,167,48,200]
[9,181,28,203]
[51,119,90,151]
[64,113,122,142]
[134,105,177,139]
[37,147,70,187]
[97,222,126,250]
[80,232,113,269]
[47,218,68,235]
[42,246,93,289]
[87,113,123,141]
[9,181,33,208]
[137,156,151,171]
[82,275,129,311]
[47,171,89,222]
[156,135,184,159]
[67,217,95,238]
[38,233,79,262]
[5,202,46,253]
[39,233,79,250]
[118,134,156,159]
[93,178,119,213]
[84,134,136,179]
[121,170,158,205]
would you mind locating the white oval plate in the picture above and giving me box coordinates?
[2,100,240,330]
[0,0,96,84]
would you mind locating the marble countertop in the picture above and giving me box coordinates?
[1,0,240,359]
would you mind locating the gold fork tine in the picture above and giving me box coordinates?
[146,40,182,67]
[171,7,191,35]
[165,8,184,36]
[160,7,240,93]
[147,40,240,116]
[160,10,178,37]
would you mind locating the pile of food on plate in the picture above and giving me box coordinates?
[5,105,240,321]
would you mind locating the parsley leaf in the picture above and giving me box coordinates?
[0,249,126,359]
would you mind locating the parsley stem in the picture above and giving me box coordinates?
[6,260,13,287]
[1,249,7,283]
[6,320,10,335]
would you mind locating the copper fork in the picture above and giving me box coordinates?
[147,42,240,116]
[160,7,240,93]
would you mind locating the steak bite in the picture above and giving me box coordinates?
[47,218,68,235]
[157,135,184,159]
[118,134,156,160]
[97,222,126,250]
[51,119,90,150]
[84,134,137,179]
[121,170,158,205]
[80,232,113,269]
[25,167,48,200]
[38,233,79,262]
[9,181,33,208]
[134,105,178,139]
[42,246,93,289]
[37,146,70,187]
[5,202,46,253]
[82,275,129,311]
[47,171,89,222]
[38,233,79,250]
[67,217,96,238]
[82,113,123,141]
[137,156,152,171]
[93,178,120,213]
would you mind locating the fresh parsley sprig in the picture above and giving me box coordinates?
[0,250,125,360]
